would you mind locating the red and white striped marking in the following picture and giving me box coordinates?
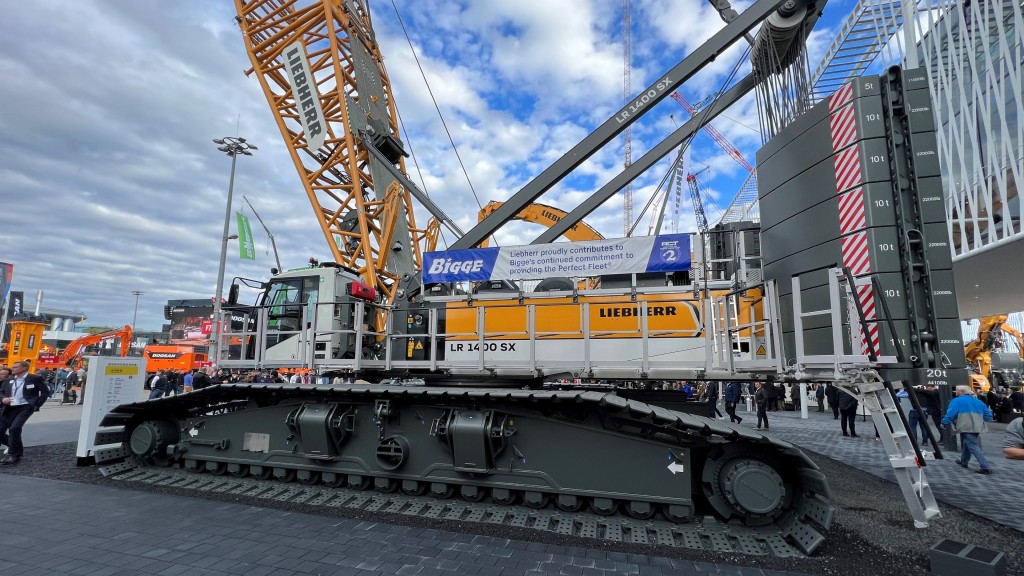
[838,187,867,231]
[856,284,880,355]
[829,81,880,355]
[829,101,858,151]
[829,82,854,113]
[833,145,863,193]
[840,231,872,276]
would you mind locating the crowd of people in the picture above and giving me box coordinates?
[668,378,1024,472]
[143,367,354,399]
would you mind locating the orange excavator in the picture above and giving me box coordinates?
[59,325,134,369]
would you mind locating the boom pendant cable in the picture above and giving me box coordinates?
[389,0,484,213]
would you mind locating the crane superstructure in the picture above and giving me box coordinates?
[94,0,961,550]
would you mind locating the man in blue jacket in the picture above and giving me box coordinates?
[724,381,743,424]
[941,385,994,475]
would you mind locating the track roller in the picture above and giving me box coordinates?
[228,463,249,478]
[323,472,345,488]
[460,485,486,502]
[523,492,549,509]
[625,501,657,519]
[401,480,428,496]
[251,465,273,480]
[430,483,456,498]
[491,489,518,506]
[274,467,296,482]
[348,475,372,490]
[556,494,585,512]
[589,497,619,516]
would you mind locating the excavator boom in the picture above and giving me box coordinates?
[58,325,133,368]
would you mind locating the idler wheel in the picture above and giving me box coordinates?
[702,447,788,525]
[128,420,179,465]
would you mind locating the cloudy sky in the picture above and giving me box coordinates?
[1,0,845,332]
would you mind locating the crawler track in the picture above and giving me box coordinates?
[94,384,835,554]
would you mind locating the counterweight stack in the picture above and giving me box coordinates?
[757,67,966,386]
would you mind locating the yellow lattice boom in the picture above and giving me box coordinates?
[234,0,427,304]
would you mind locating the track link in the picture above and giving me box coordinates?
[110,466,808,557]
[94,383,835,554]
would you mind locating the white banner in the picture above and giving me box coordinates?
[77,356,147,464]
[423,234,690,283]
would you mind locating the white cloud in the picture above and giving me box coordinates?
[1,0,843,333]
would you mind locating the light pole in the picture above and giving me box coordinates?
[130,290,144,332]
[211,136,257,363]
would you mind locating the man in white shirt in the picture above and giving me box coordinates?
[1,361,52,464]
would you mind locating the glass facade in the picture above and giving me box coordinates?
[918,0,1024,255]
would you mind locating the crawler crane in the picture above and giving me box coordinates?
[93,0,965,553]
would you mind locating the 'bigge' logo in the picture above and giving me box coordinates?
[428,258,485,274]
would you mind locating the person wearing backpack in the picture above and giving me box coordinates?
[815,384,826,412]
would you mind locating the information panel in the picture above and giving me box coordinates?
[423,234,691,284]
[76,356,146,464]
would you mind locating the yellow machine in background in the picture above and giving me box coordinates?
[964,315,1024,392]
[6,318,48,372]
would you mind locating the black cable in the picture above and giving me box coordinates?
[389,0,484,212]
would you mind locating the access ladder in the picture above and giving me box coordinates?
[838,371,940,528]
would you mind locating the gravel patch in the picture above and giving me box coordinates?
[2,442,1020,576]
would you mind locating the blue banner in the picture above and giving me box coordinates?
[423,235,690,284]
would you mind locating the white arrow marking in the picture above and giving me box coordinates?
[667,462,685,475]
[189,427,199,437]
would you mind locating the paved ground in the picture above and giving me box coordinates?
[1,395,1020,576]
[0,473,812,576]
[744,404,1022,531]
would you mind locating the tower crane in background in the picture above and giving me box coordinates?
[687,168,711,235]
[670,92,755,173]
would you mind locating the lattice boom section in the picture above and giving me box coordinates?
[234,0,424,301]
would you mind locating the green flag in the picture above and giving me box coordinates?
[236,211,256,260]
